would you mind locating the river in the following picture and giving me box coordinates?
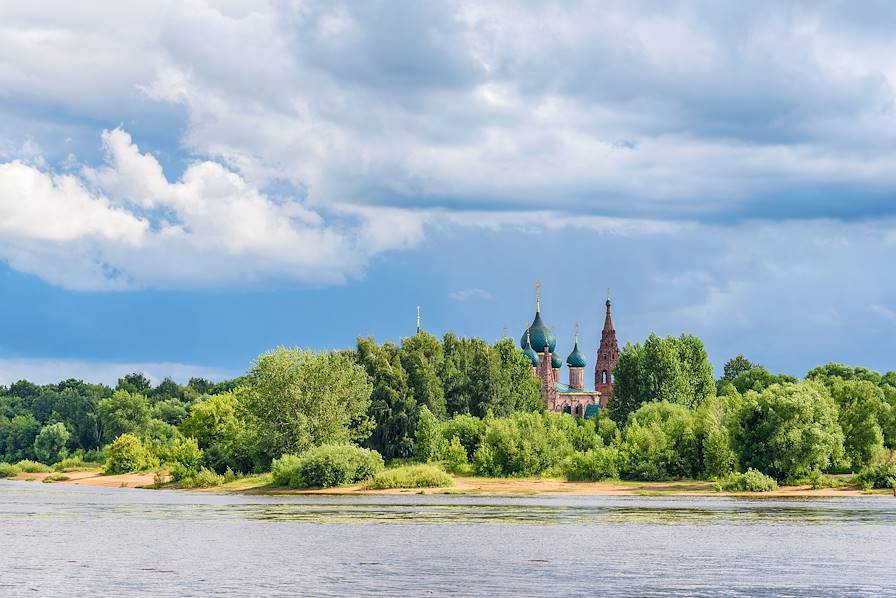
[1,481,895,596]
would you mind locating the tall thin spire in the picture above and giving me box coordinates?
[416,305,421,334]
[535,280,541,313]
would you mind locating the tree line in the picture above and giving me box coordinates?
[1,331,894,489]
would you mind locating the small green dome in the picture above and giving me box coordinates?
[519,310,557,353]
[522,336,539,367]
[551,352,562,369]
[566,340,587,368]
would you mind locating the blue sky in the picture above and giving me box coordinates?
[0,2,894,384]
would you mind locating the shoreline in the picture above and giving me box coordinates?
[6,469,892,498]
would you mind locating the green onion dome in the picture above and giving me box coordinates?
[522,336,539,367]
[566,340,587,368]
[551,352,562,369]
[519,310,557,353]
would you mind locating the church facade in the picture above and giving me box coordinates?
[520,291,620,416]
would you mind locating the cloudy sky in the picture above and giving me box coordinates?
[1,1,894,384]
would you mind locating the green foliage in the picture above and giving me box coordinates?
[731,382,844,480]
[729,366,798,394]
[367,464,453,489]
[15,459,51,473]
[854,451,896,489]
[33,422,70,464]
[53,456,93,472]
[442,436,469,474]
[829,380,885,468]
[42,472,70,483]
[472,413,583,477]
[0,462,21,478]
[617,402,701,480]
[167,437,204,482]
[98,390,150,443]
[698,398,737,479]
[3,414,41,461]
[152,399,189,426]
[243,348,373,462]
[176,467,224,488]
[722,355,756,382]
[563,447,620,481]
[180,391,257,473]
[280,444,385,488]
[399,332,447,418]
[103,434,158,474]
[609,333,714,423]
[717,468,779,492]
[270,454,303,486]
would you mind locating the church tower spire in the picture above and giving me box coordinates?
[594,294,620,407]
[416,305,421,334]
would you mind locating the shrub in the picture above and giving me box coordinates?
[472,413,578,477]
[618,402,701,481]
[287,444,384,489]
[177,467,223,489]
[53,456,93,472]
[16,459,51,473]
[855,452,896,490]
[564,447,620,482]
[33,423,71,464]
[442,437,469,474]
[167,437,204,482]
[104,434,159,474]
[367,464,453,489]
[0,462,21,478]
[271,454,303,486]
[42,473,70,484]
[717,468,779,492]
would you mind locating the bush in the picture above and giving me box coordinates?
[103,434,159,474]
[53,456,94,472]
[33,422,71,464]
[42,472,70,484]
[367,464,453,489]
[16,459,51,473]
[717,468,779,492]
[167,437,204,482]
[564,447,620,481]
[855,452,896,490]
[472,413,579,477]
[442,437,469,474]
[176,467,224,489]
[279,445,384,489]
[0,462,21,478]
[271,454,303,486]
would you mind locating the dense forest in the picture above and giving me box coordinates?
[1,331,894,491]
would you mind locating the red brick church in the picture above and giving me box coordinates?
[520,285,620,416]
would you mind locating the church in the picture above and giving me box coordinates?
[520,286,620,416]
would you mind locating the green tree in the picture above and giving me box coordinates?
[722,355,755,382]
[116,373,152,394]
[3,414,40,461]
[829,380,885,468]
[609,333,714,422]
[618,401,701,480]
[357,338,417,459]
[399,332,446,418]
[180,391,256,472]
[731,382,844,480]
[242,348,373,462]
[98,390,151,443]
[33,422,71,464]
[730,366,798,394]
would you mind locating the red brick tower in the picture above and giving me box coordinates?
[594,297,620,406]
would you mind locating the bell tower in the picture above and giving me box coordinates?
[594,295,620,406]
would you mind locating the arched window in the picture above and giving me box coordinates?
[563,405,572,415]
[610,373,614,383]
[601,370,608,385]
[574,405,581,416]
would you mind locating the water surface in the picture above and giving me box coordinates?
[1,481,894,596]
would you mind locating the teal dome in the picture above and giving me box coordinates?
[522,336,539,367]
[566,340,587,368]
[551,352,562,368]
[519,310,557,353]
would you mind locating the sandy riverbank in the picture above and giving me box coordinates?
[9,468,890,498]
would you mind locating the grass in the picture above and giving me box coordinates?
[0,462,22,478]
[42,473,70,484]
[366,464,453,490]
[53,456,100,472]
[16,460,52,473]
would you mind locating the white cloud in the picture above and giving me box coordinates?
[0,128,423,289]
[0,357,237,387]
[450,288,494,302]
[870,304,896,324]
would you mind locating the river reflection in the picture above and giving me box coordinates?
[2,481,895,596]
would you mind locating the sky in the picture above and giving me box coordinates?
[0,1,894,385]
